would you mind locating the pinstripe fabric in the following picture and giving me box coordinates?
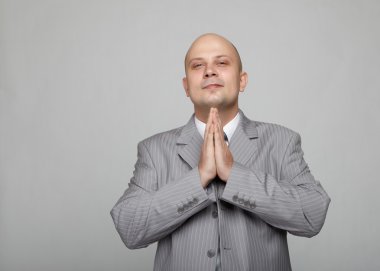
[111,110,330,271]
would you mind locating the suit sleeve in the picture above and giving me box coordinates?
[110,141,211,249]
[221,133,330,237]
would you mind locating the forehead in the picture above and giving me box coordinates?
[186,36,237,62]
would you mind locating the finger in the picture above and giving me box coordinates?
[213,112,223,141]
[216,111,223,129]
[214,109,223,133]
[204,126,214,154]
[212,108,218,128]
[207,123,215,148]
[211,109,219,131]
[204,115,215,150]
[211,108,217,124]
[204,108,213,139]
[214,121,223,149]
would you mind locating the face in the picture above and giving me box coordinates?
[183,34,247,113]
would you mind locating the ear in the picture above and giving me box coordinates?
[239,72,248,92]
[182,77,190,97]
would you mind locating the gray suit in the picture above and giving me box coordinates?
[111,110,330,271]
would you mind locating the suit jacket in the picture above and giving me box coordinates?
[111,110,330,271]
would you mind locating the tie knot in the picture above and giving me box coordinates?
[223,132,228,142]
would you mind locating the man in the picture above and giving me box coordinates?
[111,33,330,271]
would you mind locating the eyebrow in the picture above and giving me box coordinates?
[188,55,232,65]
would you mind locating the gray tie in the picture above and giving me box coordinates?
[223,132,228,143]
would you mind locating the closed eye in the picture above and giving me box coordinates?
[192,63,203,69]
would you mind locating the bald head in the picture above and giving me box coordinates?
[182,33,248,121]
[184,33,243,73]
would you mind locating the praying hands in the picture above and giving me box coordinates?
[198,107,234,188]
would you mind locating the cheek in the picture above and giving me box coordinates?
[187,75,202,88]
[224,74,241,88]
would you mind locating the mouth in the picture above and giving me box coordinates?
[201,79,224,90]
[203,83,223,90]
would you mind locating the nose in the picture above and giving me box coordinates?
[203,64,217,78]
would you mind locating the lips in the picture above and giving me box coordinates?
[204,84,223,89]
[201,79,224,89]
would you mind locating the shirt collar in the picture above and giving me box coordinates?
[194,112,240,142]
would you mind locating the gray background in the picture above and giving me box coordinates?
[1,0,379,270]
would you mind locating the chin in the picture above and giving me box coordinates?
[204,102,222,109]
[205,97,224,107]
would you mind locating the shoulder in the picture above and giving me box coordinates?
[254,120,299,140]
[241,113,300,149]
[240,110,299,141]
[246,119,303,164]
[138,125,185,150]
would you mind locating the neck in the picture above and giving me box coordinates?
[194,106,239,126]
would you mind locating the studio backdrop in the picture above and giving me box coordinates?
[1,0,379,270]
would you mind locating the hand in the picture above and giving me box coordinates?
[213,109,233,182]
[198,108,234,188]
[198,108,217,187]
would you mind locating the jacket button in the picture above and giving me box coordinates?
[177,204,184,213]
[212,211,218,218]
[207,249,216,258]
[232,195,238,202]
[249,199,256,209]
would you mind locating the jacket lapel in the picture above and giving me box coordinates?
[177,115,203,169]
[229,110,259,166]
